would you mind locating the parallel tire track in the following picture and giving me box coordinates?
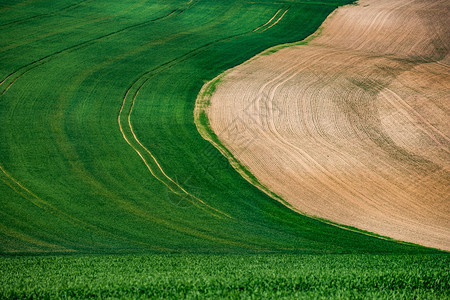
[116,9,291,218]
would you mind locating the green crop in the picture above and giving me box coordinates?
[1,254,448,299]
[0,0,439,255]
[2,1,447,298]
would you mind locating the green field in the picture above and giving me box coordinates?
[1,0,448,298]
[1,0,434,255]
[1,254,449,299]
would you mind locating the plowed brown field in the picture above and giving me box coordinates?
[206,0,450,250]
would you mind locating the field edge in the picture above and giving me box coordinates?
[192,8,444,252]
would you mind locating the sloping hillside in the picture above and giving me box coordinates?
[206,0,449,250]
[0,0,440,254]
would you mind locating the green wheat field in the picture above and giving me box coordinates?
[0,0,448,298]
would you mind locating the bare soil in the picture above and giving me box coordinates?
[207,0,450,250]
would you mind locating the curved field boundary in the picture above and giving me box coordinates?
[4,0,436,254]
[0,0,238,252]
[1,3,306,253]
[1,148,256,252]
[117,8,302,220]
[193,63,419,246]
[202,0,450,250]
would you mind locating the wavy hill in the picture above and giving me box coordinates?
[206,0,450,250]
[0,0,441,254]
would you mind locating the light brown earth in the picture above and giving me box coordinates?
[206,0,450,250]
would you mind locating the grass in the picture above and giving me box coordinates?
[1,253,449,299]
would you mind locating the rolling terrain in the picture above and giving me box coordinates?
[1,0,419,254]
[1,0,448,298]
[1,0,440,254]
[205,0,450,250]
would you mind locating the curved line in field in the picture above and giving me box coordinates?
[435,61,449,69]
[116,10,293,220]
[0,0,198,96]
[118,86,226,218]
[348,1,413,51]
[380,86,450,148]
[0,1,203,238]
[109,115,266,250]
[129,89,232,217]
[262,9,289,32]
[201,0,450,250]
[117,47,246,219]
[0,0,34,12]
[0,216,65,250]
[0,164,107,236]
[0,165,57,211]
[253,9,282,32]
[251,54,433,219]
[1,158,257,251]
[0,164,186,252]
[0,0,203,54]
[1,1,289,251]
[0,15,110,53]
[194,73,417,245]
[0,0,93,28]
[0,12,221,247]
